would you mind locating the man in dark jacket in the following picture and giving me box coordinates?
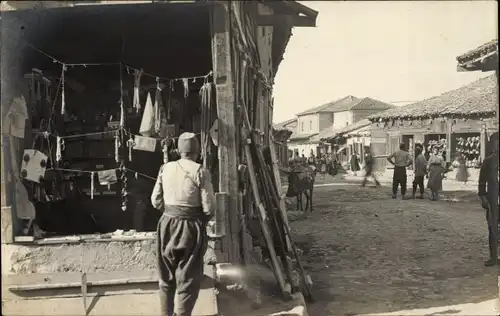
[362,145,381,187]
[478,132,499,267]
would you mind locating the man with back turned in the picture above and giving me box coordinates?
[387,143,413,199]
[151,132,216,316]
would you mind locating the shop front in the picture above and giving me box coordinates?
[368,75,498,178]
[1,1,319,314]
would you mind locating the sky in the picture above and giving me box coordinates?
[272,1,498,123]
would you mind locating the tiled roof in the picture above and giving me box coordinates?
[350,97,395,111]
[319,119,371,141]
[368,75,498,121]
[273,118,297,131]
[457,39,498,64]
[289,132,319,142]
[296,95,360,115]
[296,96,394,116]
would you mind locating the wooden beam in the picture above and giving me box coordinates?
[255,14,316,27]
[281,1,318,20]
[210,2,241,264]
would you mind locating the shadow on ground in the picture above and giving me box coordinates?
[287,185,498,316]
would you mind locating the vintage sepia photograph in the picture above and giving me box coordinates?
[1,1,498,316]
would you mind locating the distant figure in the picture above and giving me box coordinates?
[387,143,413,199]
[350,151,361,176]
[361,146,381,187]
[307,153,316,165]
[455,153,469,184]
[412,144,427,199]
[427,146,446,201]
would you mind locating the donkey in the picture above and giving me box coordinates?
[283,164,316,212]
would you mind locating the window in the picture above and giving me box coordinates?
[309,120,312,131]
[301,122,304,132]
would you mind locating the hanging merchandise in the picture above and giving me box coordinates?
[154,78,168,138]
[56,136,65,162]
[114,134,121,163]
[3,96,28,139]
[139,92,155,137]
[166,124,176,138]
[182,78,189,99]
[119,64,125,129]
[200,82,213,168]
[161,138,171,163]
[20,149,48,183]
[167,81,174,120]
[98,169,118,186]
[120,164,128,212]
[126,134,135,161]
[133,135,157,152]
[133,68,144,113]
[60,64,67,115]
[90,172,95,199]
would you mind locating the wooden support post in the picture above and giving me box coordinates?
[446,121,452,163]
[210,2,241,263]
[480,124,487,161]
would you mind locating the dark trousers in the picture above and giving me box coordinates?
[486,207,499,260]
[412,175,425,196]
[392,166,407,196]
[157,213,207,316]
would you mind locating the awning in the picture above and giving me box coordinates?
[336,145,347,154]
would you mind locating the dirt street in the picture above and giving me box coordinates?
[287,181,498,316]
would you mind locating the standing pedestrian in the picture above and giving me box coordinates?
[412,144,427,199]
[151,132,216,316]
[350,151,361,176]
[478,132,499,267]
[427,146,446,201]
[387,143,413,199]
[455,152,469,184]
[362,145,381,187]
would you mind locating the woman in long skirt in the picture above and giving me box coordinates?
[455,153,469,184]
[350,152,361,176]
[427,146,446,201]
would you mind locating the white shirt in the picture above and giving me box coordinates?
[151,158,215,217]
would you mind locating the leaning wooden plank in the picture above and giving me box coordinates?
[240,104,290,299]
[269,137,291,234]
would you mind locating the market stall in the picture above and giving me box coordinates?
[368,74,498,177]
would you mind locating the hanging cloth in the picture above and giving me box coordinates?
[133,69,144,113]
[90,172,95,200]
[97,169,118,186]
[56,136,64,162]
[154,83,168,138]
[114,134,120,163]
[60,64,67,115]
[154,78,160,134]
[200,82,213,169]
[167,80,173,120]
[133,135,157,152]
[139,92,155,137]
[182,78,189,99]
[119,64,125,129]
